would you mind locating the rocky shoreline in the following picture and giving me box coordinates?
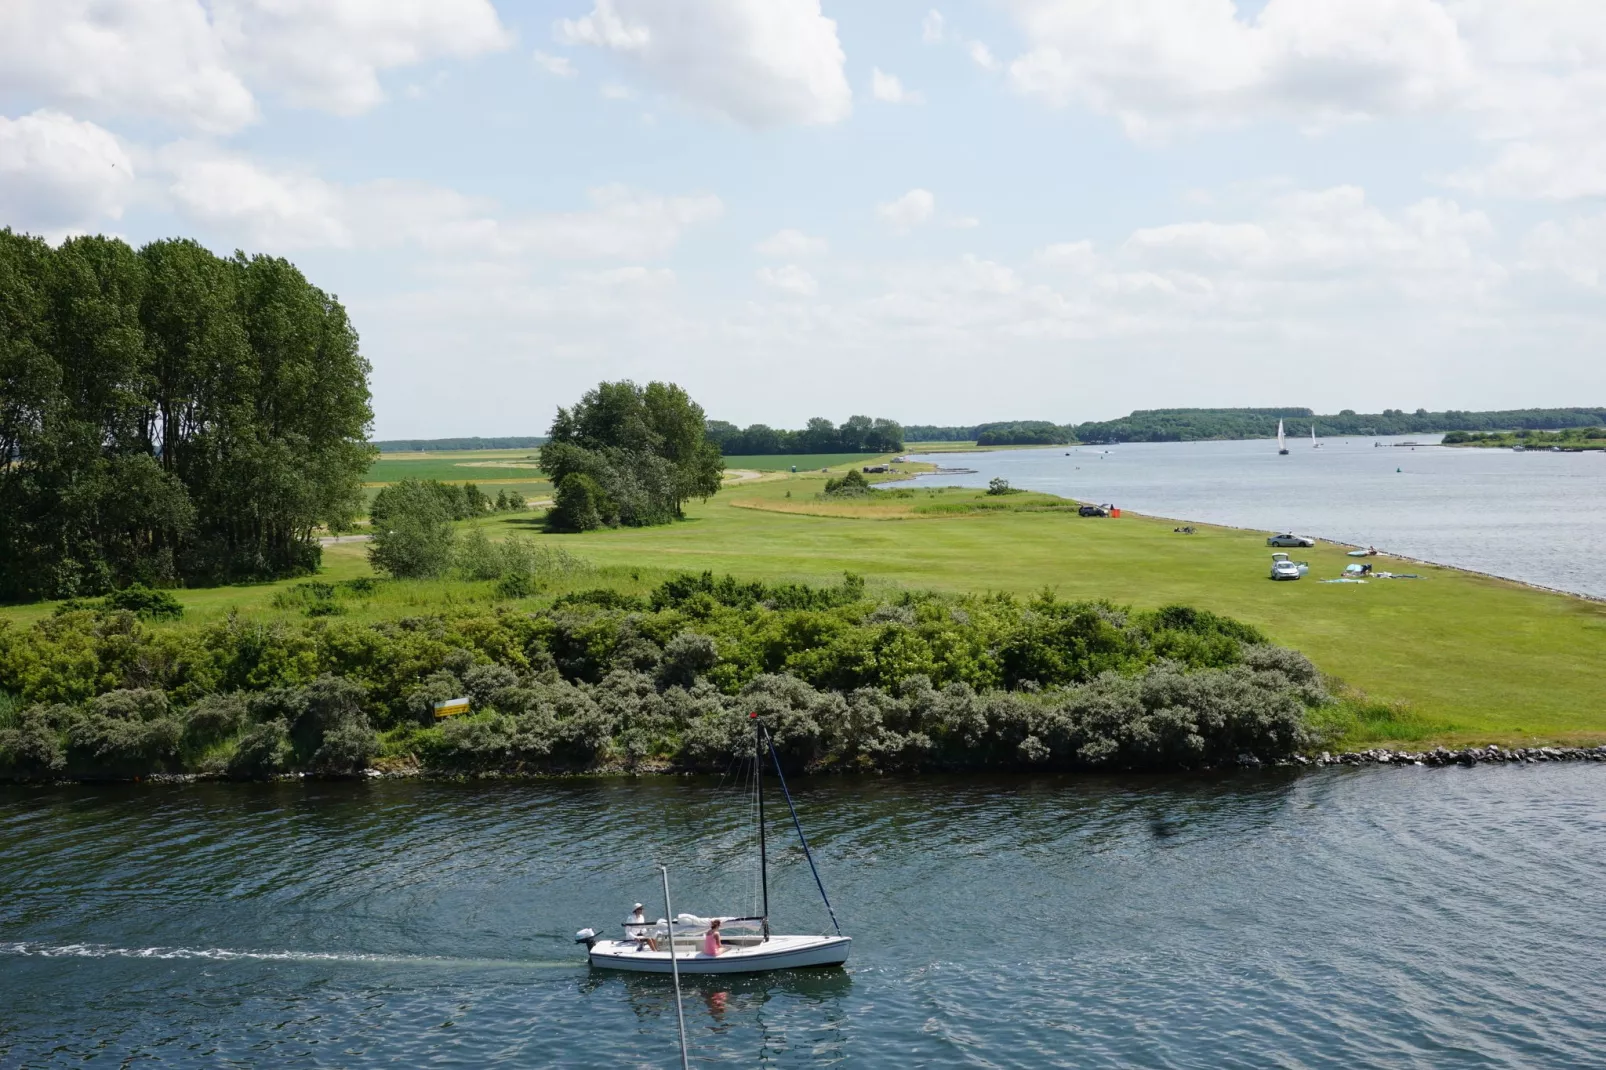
[6,745,1606,785]
[1292,744,1606,767]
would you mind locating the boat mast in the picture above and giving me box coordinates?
[753,713,770,940]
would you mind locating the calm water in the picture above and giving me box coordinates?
[4,769,1605,1067]
[905,438,1606,598]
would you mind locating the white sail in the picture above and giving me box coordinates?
[1277,419,1286,451]
[1311,425,1317,446]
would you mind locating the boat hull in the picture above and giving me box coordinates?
[588,935,851,974]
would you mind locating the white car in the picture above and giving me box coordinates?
[1267,533,1316,548]
[1270,553,1309,580]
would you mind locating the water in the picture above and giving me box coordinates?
[4,770,1605,1067]
[903,438,1606,598]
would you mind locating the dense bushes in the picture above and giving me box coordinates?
[0,574,1331,780]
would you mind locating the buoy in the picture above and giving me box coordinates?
[1396,467,1401,473]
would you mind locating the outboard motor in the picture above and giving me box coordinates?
[574,927,598,951]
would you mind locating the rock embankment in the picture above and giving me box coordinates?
[1296,744,1606,767]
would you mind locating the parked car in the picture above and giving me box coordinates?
[1267,533,1315,547]
[1269,553,1309,580]
[1078,504,1109,517]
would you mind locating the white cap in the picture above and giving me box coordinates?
[633,903,643,910]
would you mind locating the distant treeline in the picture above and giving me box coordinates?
[0,230,373,602]
[375,436,547,452]
[1074,407,1606,443]
[904,421,1075,446]
[704,416,904,455]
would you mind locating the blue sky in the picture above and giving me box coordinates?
[3,1,1605,438]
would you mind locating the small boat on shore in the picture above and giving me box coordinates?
[576,716,850,975]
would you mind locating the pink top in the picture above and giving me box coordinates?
[703,931,721,956]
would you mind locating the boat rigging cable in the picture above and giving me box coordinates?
[758,721,843,937]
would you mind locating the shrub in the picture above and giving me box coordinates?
[548,472,608,532]
[105,585,184,621]
[368,480,457,578]
[229,718,293,777]
[823,469,870,497]
[986,477,1016,496]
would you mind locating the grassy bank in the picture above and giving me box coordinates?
[5,462,1604,751]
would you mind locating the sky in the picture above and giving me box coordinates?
[3,1,1605,439]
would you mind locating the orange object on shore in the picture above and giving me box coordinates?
[1110,507,1121,518]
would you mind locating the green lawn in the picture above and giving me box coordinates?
[6,469,1604,749]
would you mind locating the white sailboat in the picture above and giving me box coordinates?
[1277,419,1290,455]
[576,716,851,975]
[1311,425,1320,448]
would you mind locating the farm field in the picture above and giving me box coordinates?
[5,465,1603,749]
[365,449,549,486]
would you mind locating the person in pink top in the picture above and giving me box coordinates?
[702,918,725,957]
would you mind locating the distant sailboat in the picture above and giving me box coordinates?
[1311,425,1320,448]
[1277,419,1290,455]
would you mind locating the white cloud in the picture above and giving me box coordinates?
[757,264,819,296]
[160,142,352,248]
[1003,0,1471,139]
[968,41,1000,72]
[554,0,852,128]
[211,0,512,116]
[921,9,946,44]
[600,83,635,100]
[872,68,925,105]
[997,0,1606,199]
[0,0,256,133]
[159,146,723,259]
[1521,214,1606,288]
[877,188,937,230]
[756,228,828,257]
[0,0,511,132]
[0,110,135,236]
[534,51,577,78]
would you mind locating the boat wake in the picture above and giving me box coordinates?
[0,941,570,968]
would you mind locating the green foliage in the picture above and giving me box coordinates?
[705,415,904,455]
[823,469,871,497]
[986,477,1017,496]
[104,585,185,621]
[549,472,609,532]
[1443,427,1606,449]
[542,381,724,532]
[0,571,1325,778]
[975,422,1073,446]
[368,479,456,578]
[0,230,374,602]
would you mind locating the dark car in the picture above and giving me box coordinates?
[1078,504,1109,517]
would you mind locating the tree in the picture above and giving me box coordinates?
[0,229,374,602]
[367,479,456,578]
[541,380,723,532]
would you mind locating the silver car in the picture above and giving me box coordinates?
[1266,533,1315,548]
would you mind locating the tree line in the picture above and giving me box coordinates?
[1075,407,1606,443]
[0,230,374,602]
[704,415,905,455]
[374,436,547,452]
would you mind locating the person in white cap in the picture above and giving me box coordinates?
[625,903,657,951]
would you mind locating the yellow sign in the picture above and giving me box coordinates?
[433,697,470,719]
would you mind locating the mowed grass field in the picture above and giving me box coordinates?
[367,449,550,487]
[6,463,1604,748]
